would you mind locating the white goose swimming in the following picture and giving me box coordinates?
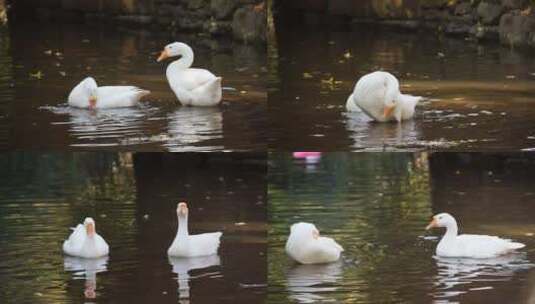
[157,42,222,107]
[286,222,343,264]
[426,213,525,258]
[63,217,109,258]
[168,202,222,257]
[346,71,422,122]
[68,77,149,109]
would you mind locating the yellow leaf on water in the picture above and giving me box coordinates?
[302,72,313,79]
[29,71,43,80]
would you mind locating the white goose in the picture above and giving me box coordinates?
[168,202,222,257]
[63,217,109,258]
[346,71,422,122]
[286,222,343,264]
[426,213,525,258]
[157,42,222,107]
[68,77,149,109]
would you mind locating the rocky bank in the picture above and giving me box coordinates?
[279,0,535,49]
[8,0,266,44]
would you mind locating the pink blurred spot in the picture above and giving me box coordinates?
[293,152,322,158]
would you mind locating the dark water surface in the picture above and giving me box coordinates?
[0,153,266,303]
[0,23,267,151]
[268,153,535,303]
[269,18,535,151]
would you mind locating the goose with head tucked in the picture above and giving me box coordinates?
[157,42,222,107]
[63,217,109,258]
[346,71,422,122]
[426,213,525,258]
[168,202,222,257]
[68,77,150,109]
[286,222,343,264]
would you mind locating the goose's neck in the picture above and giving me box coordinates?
[170,48,194,70]
[177,215,189,238]
[440,221,458,243]
[82,236,97,252]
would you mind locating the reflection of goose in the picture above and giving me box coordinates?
[426,213,525,258]
[168,202,222,257]
[433,254,533,299]
[286,262,343,304]
[45,105,150,146]
[169,255,221,300]
[165,107,223,151]
[286,222,343,264]
[63,217,109,258]
[157,42,222,107]
[344,111,420,150]
[68,77,149,109]
[64,256,108,300]
[346,71,422,122]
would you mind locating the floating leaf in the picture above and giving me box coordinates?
[302,72,313,79]
[29,71,43,80]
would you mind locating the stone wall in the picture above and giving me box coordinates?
[279,0,535,49]
[8,0,266,44]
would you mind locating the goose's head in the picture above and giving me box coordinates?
[426,213,456,230]
[177,202,189,217]
[291,222,320,240]
[84,217,96,237]
[157,42,193,62]
[80,77,98,109]
[383,99,396,118]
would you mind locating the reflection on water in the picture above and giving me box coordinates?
[268,153,535,303]
[0,23,267,151]
[269,14,535,151]
[64,256,108,300]
[433,254,533,299]
[286,262,343,304]
[0,152,266,303]
[169,255,221,302]
[165,107,223,152]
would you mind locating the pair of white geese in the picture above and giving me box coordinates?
[63,202,221,258]
[287,213,526,264]
[68,42,222,108]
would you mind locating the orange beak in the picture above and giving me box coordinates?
[157,49,169,62]
[86,222,95,236]
[383,104,395,118]
[89,95,97,109]
[312,229,320,239]
[425,218,438,230]
[177,202,188,215]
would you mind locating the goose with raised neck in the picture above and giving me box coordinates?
[157,42,222,107]
[168,202,222,257]
[426,213,525,258]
